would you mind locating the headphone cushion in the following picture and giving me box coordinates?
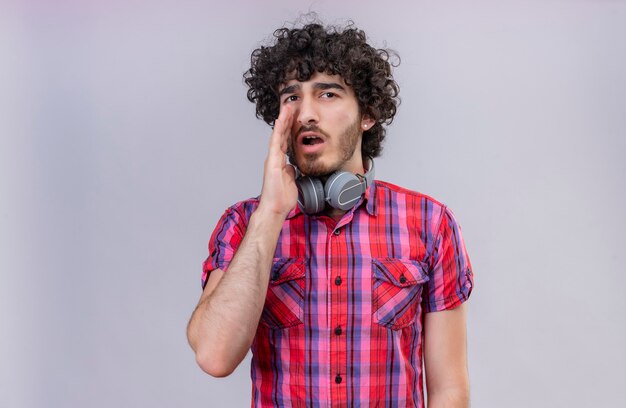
[325,172,364,211]
[296,176,325,214]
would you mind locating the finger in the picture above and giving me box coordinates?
[266,111,290,170]
[275,104,292,133]
[271,106,293,152]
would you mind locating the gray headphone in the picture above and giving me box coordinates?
[295,157,375,215]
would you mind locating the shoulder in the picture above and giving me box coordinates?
[217,196,261,228]
[372,180,455,230]
[226,195,261,212]
[373,180,447,209]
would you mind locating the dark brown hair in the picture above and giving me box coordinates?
[244,21,400,158]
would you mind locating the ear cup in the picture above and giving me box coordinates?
[325,172,366,210]
[296,176,325,214]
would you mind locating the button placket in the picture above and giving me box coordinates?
[327,219,349,393]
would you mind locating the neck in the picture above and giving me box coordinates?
[323,206,346,223]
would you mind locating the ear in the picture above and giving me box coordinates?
[360,114,375,131]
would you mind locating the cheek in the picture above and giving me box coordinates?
[338,102,360,122]
[328,111,354,131]
[337,107,354,121]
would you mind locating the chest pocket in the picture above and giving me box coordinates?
[261,258,305,329]
[372,258,430,330]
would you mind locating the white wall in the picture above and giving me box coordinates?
[1,1,625,406]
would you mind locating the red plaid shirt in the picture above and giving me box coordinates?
[202,180,474,407]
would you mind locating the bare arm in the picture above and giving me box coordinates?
[186,105,297,377]
[424,303,470,408]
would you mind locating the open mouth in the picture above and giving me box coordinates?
[302,136,324,145]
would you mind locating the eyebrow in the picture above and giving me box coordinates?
[278,82,346,97]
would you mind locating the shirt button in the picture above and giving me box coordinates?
[334,326,342,336]
[333,229,341,236]
[335,374,342,384]
[334,276,342,286]
[399,274,407,284]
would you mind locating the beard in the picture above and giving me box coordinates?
[287,117,361,178]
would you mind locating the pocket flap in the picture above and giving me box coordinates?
[372,258,429,287]
[270,258,305,284]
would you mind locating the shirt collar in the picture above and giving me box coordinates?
[364,180,377,216]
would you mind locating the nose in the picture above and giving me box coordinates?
[296,95,319,126]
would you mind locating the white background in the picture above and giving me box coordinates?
[1,1,625,406]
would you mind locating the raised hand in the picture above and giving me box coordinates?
[257,106,298,218]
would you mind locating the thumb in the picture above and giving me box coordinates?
[286,162,298,180]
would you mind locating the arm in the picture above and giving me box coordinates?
[186,105,297,377]
[423,303,470,408]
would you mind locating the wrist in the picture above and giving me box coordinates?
[254,203,291,221]
[251,205,289,229]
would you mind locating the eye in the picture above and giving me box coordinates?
[321,92,336,99]
[283,95,298,104]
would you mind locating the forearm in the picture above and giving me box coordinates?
[424,304,470,408]
[187,207,285,376]
[427,386,470,408]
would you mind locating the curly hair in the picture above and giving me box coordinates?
[244,21,400,158]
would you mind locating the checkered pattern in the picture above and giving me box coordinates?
[202,180,474,407]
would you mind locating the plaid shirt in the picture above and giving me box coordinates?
[202,180,474,407]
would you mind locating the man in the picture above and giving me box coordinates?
[187,21,474,407]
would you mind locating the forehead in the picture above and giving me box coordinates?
[279,71,353,94]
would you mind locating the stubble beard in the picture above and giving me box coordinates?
[287,117,362,178]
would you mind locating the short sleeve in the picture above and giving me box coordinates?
[422,206,474,312]
[201,206,247,289]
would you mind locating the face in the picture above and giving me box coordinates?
[278,72,374,177]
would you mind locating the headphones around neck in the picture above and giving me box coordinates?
[294,157,375,215]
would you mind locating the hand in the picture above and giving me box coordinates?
[257,106,298,218]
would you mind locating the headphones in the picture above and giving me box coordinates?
[294,157,375,215]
